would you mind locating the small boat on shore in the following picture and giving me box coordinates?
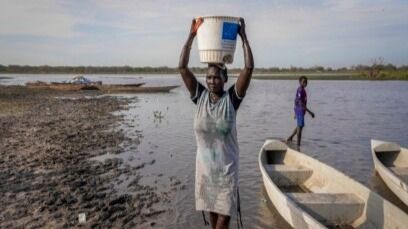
[26,77,178,93]
[371,140,408,206]
[259,139,408,229]
[96,83,145,90]
[48,82,99,91]
[100,85,179,93]
[26,81,50,89]
[26,81,146,91]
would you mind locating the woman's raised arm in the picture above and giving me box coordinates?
[235,18,254,98]
[178,18,203,97]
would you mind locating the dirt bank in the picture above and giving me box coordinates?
[0,86,176,228]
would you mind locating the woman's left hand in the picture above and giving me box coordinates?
[238,18,246,38]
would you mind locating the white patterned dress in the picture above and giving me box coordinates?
[192,82,243,216]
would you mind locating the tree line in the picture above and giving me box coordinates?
[0,64,407,74]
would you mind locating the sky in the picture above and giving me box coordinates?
[0,0,407,68]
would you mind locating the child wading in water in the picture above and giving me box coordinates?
[287,76,315,148]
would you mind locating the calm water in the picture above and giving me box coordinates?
[2,74,408,228]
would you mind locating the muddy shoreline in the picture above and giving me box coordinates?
[0,86,178,228]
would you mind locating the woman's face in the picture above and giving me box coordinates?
[206,66,224,93]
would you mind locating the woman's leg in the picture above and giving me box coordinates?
[216,213,230,229]
[209,212,218,229]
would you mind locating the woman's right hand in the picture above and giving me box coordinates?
[190,18,203,36]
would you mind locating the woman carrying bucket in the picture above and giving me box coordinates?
[179,16,254,229]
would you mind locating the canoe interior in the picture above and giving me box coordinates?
[265,149,286,164]
[261,140,408,229]
[264,150,312,192]
[279,185,309,193]
[375,147,408,185]
[376,148,408,167]
[263,149,363,228]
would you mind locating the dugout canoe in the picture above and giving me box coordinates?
[96,83,145,90]
[26,82,144,91]
[48,83,99,91]
[100,85,179,93]
[26,81,50,89]
[371,139,408,206]
[259,139,408,228]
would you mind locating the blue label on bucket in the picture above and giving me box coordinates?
[222,22,239,40]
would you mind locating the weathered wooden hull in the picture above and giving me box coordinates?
[96,83,145,90]
[259,139,408,229]
[26,82,145,91]
[25,82,177,93]
[48,83,88,91]
[26,84,49,90]
[100,85,179,93]
[371,139,408,206]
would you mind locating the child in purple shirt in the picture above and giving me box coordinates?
[287,76,315,148]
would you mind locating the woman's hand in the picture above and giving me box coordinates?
[190,18,203,36]
[238,18,246,39]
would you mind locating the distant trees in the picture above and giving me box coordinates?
[0,65,6,72]
[398,65,408,71]
[0,63,406,74]
[368,57,384,79]
[346,57,406,79]
[0,65,181,74]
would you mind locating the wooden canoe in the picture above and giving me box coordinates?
[49,83,99,91]
[26,82,99,91]
[96,83,145,90]
[259,139,408,229]
[26,81,50,89]
[100,85,179,93]
[371,139,408,206]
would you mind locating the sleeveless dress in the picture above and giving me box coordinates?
[192,82,243,216]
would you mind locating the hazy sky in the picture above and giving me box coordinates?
[0,0,407,68]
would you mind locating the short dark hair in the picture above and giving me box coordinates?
[208,64,228,82]
[299,76,307,82]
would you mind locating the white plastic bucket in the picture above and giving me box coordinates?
[196,16,241,64]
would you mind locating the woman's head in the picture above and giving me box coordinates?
[207,64,228,93]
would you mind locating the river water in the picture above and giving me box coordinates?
[1,74,408,228]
